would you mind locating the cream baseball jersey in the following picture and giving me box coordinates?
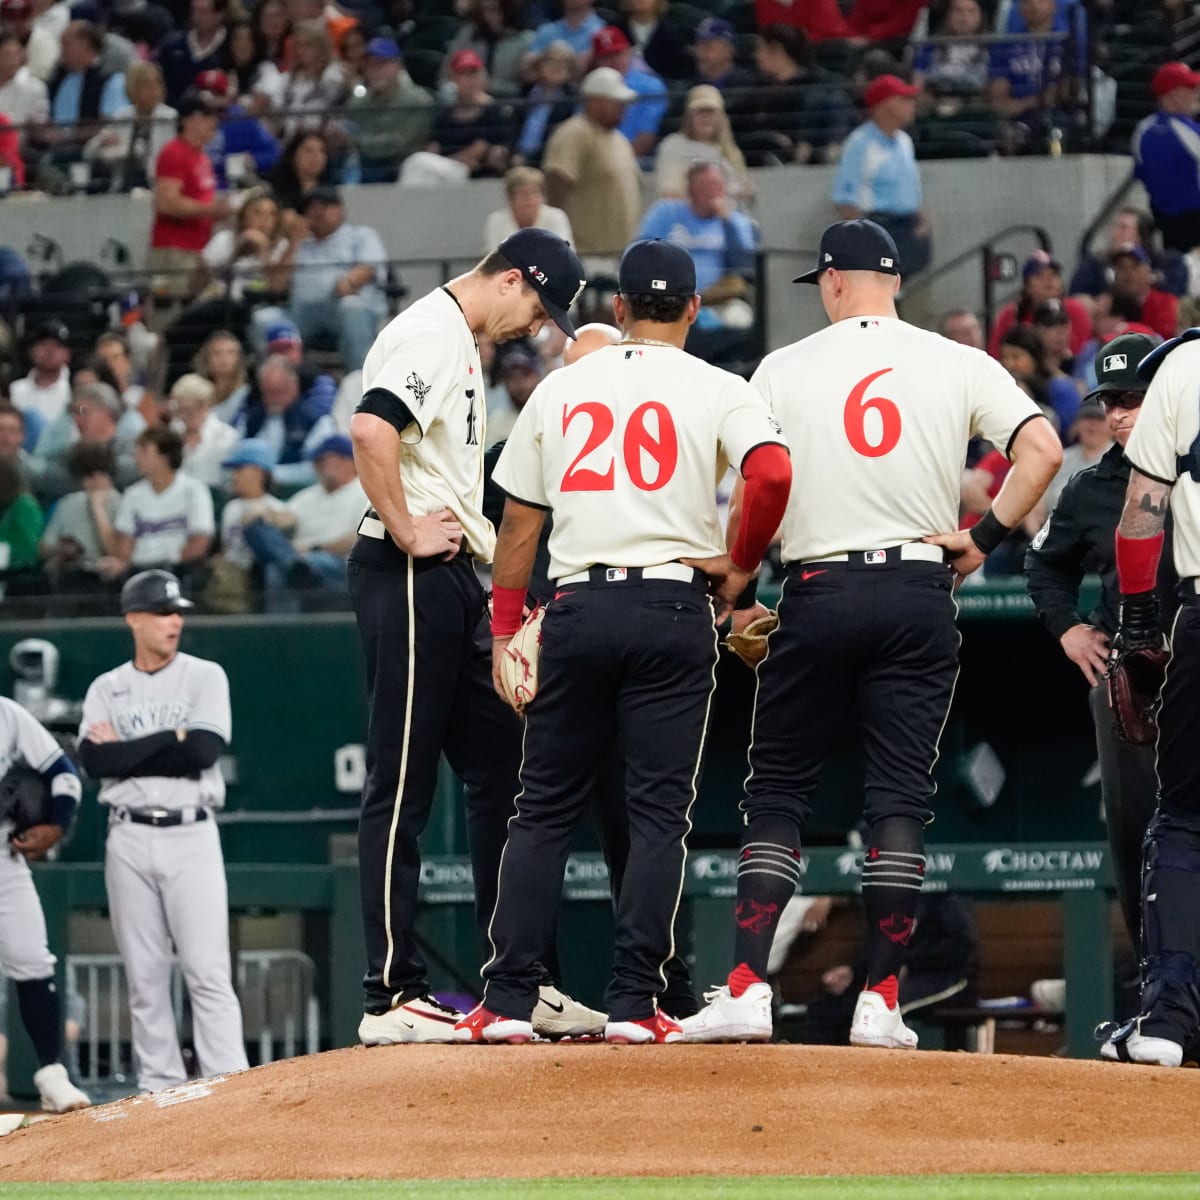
[1124,339,1200,578]
[752,316,1043,563]
[361,287,493,560]
[493,342,787,580]
[78,653,231,810]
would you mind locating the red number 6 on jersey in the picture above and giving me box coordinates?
[843,368,901,458]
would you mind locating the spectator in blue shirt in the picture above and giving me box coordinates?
[591,24,666,160]
[191,67,279,188]
[638,160,760,365]
[1132,61,1200,255]
[522,0,605,84]
[45,20,127,165]
[986,0,1068,154]
[833,74,931,278]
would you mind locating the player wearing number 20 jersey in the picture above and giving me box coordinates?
[682,219,1061,1048]
[458,241,791,1045]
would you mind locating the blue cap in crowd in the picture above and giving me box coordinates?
[696,16,734,42]
[265,320,302,347]
[365,37,401,60]
[223,438,276,471]
[498,227,586,339]
[618,239,697,297]
[308,433,354,461]
[794,219,901,284]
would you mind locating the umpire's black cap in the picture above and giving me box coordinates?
[120,569,194,615]
[497,227,585,339]
[1082,332,1159,403]
[794,218,901,284]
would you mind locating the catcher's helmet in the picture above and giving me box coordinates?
[120,569,194,615]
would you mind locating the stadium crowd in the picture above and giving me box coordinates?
[0,0,1195,611]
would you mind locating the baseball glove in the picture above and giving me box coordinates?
[725,611,779,669]
[1107,646,1171,746]
[498,606,546,715]
[0,764,52,835]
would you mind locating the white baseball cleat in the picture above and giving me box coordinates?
[33,1063,90,1113]
[679,983,773,1043]
[1100,1018,1184,1067]
[849,990,919,1050]
[532,984,607,1039]
[358,993,463,1045]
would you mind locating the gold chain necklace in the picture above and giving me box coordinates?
[619,336,676,350]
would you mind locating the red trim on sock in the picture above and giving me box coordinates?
[728,962,763,998]
[867,974,899,1009]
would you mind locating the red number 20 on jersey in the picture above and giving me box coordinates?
[560,401,680,492]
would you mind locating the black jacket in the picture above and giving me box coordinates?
[1024,442,1177,641]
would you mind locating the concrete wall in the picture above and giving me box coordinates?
[1,153,1136,350]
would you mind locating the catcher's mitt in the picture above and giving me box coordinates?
[0,764,52,834]
[1107,646,1171,746]
[725,611,779,669]
[498,606,546,715]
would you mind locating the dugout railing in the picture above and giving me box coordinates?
[4,844,1115,1098]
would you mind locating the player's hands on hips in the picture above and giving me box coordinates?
[10,824,62,860]
[731,602,772,636]
[491,637,512,705]
[922,530,986,583]
[405,509,463,560]
[85,721,119,743]
[680,554,754,624]
[1060,623,1111,686]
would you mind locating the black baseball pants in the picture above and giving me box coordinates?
[744,558,960,830]
[483,573,718,1023]
[349,532,523,1013]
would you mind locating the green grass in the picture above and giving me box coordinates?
[2,1178,1200,1200]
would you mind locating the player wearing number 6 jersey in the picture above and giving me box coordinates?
[454,240,791,1044]
[682,219,1062,1047]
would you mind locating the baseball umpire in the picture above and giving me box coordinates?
[349,228,603,1045]
[1025,332,1172,954]
[1100,329,1200,1067]
[78,569,249,1092]
[0,698,88,1112]
[682,219,1062,1046]
[453,239,792,1044]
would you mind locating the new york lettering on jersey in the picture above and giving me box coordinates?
[754,317,1042,561]
[495,343,783,579]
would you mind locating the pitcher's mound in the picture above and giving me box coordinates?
[0,1044,1193,1182]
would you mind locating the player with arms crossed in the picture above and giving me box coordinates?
[78,569,249,1092]
[350,229,601,1045]
[453,239,792,1044]
[1100,330,1200,1067]
[0,699,88,1112]
[683,219,1062,1047]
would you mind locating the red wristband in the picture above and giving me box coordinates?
[1115,530,1165,596]
[490,585,526,638]
[731,444,792,571]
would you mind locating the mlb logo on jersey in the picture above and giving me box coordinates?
[864,550,888,564]
[1104,353,1127,373]
[606,568,628,582]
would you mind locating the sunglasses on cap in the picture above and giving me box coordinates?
[1100,391,1145,411]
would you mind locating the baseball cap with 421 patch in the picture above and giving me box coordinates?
[498,227,586,338]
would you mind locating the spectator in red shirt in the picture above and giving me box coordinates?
[1108,243,1178,341]
[147,90,230,300]
[987,249,1092,358]
[754,0,924,44]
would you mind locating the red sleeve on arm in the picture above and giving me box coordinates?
[1115,530,1165,596]
[730,443,791,572]
[491,585,526,638]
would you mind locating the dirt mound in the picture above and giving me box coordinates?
[0,1045,1192,1182]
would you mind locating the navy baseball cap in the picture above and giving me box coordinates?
[619,239,697,297]
[696,16,734,42]
[121,569,194,615]
[308,433,354,460]
[498,227,586,339]
[300,185,342,211]
[794,219,900,284]
[222,437,276,471]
